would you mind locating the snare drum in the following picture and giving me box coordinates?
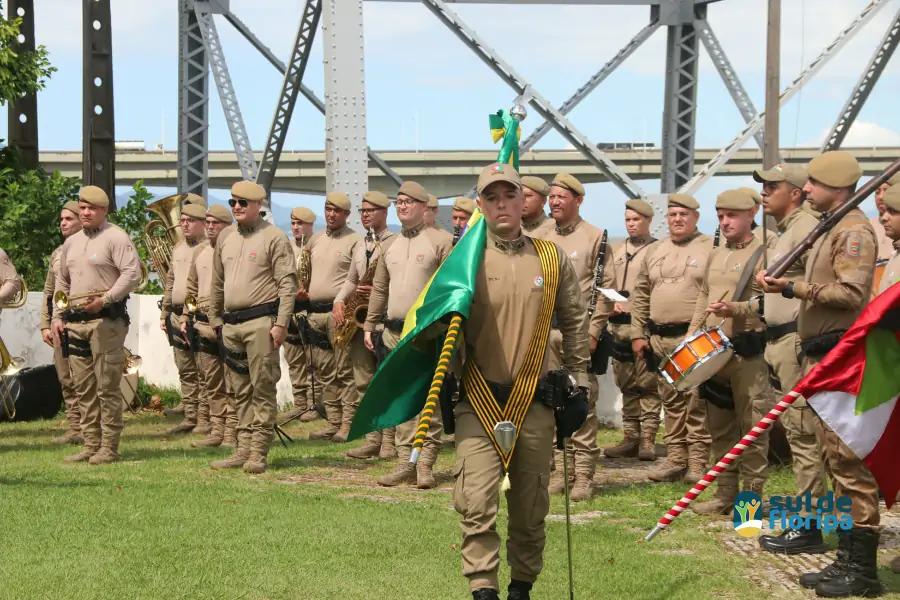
[659,326,734,392]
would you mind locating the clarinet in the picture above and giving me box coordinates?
[713,225,721,248]
[588,229,612,375]
[452,224,462,246]
[587,229,609,317]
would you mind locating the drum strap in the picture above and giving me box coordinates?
[730,245,766,303]
[462,238,559,470]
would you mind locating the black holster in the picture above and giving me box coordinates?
[800,329,846,360]
[60,328,70,359]
[545,369,588,448]
[439,374,458,435]
[730,330,765,358]
[699,378,734,410]
[611,339,634,363]
[643,347,660,372]
[373,331,389,367]
[589,328,613,375]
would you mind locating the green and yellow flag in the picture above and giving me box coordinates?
[489,110,521,172]
[348,211,487,439]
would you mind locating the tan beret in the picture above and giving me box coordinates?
[398,181,428,204]
[79,185,109,208]
[476,162,521,195]
[207,204,233,224]
[624,199,654,218]
[887,171,900,187]
[427,194,438,209]
[716,189,756,211]
[667,193,699,210]
[62,200,80,216]
[181,203,207,219]
[362,191,391,209]
[231,180,266,202]
[808,151,862,188]
[452,196,477,215]
[325,191,350,211]
[753,163,808,189]
[290,207,316,223]
[551,173,584,197]
[883,185,900,212]
[739,187,763,205]
[183,193,206,208]
[521,176,550,196]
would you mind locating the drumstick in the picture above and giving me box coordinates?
[707,291,729,328]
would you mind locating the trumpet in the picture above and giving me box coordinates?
[183,294,198,315]
[0,277,28,309]
[53,289,111,311]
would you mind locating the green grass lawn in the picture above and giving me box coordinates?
[1,414,898,600]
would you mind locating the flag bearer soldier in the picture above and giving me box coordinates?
[630,194,712,484]
[364,181,453,488]
[51,186,142,464]
[520,176,555,239]
[209,181,297,474]
[759,151,882,597]
[602,199,661,462]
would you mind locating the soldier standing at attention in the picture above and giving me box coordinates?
[520,176,555,239]
[603,199,661,461]
[630,194,712,484]
[279,207,319,424]
[41,201,83,445]
[0,247,19,305]
[51,186,142,464]
[334,191,396,459]
[182,204,238,448]
[425,193,440,229]
[760,151,881,597]
[875,185,900,294]
[451,196,477,232]
[364,181,453,488]
[209,181,297,473]
[872,173,900,263]
[542,173,615,502]
[303,192,362,442]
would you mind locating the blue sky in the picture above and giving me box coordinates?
[2,0,899,236]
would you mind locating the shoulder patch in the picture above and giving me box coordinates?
[847,237,861,257]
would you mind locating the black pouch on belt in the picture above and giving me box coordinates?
[699,377,734,410]
[439,374,458,435]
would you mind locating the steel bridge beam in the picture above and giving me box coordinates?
[178,0,209,198]
[82,0,116,209]
[7,0,39,169]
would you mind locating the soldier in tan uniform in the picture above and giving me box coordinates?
[752,164,829,554]
[451,196,477,232]
[425,193,440,228]
[451,163,591,600]
[740,186,777,250]
[0,248,19,305]
[181,204,238,448]
[631,194,712,483]
[51,186,142,464]
[685,189,772,514]
[209,181,297,473]
[603,199,661,461]
[364,181,453,488]
[760,152,881,597]
[41,201,83,445]
[302,192,362,442]
[160,201,208,435]
[871,172,900,263]
[876,185,900,294]
[334,191,396,459]
[280,206,318,423]
[543,173,615,502]
[520,176,554,239]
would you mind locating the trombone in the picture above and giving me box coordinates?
[0,277,28,309]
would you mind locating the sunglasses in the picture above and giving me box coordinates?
[228,198,249,208]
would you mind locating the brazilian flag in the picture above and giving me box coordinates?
[490,110,521,172]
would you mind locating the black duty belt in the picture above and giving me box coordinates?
[648,320,690,338]
[193,312,209,323]
[172,304,184,316]
[459,375,553,410]
[608,313,632,325]
[801,329,846,359]
[62,301,129,324]
[766,321,797,342]
[222,300,279,325]
[293,299,310,313]
[196,336,220,356]
[308,301,333,314]
[731,330,765,359]
[384,318,405,333]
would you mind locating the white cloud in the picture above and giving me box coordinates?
[808,121,900,148]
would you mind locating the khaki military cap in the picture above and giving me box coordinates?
[667,193,699,210]
[887,171,900,187]
[208,204,233,224]
[476,162,522,195]
[62,200,80,216]
[625,199,654,218]
[739,187,763,205]
[753,163,808,189]
[883,185,900,212]
[521,176,550,196]
[362,191,391,209]
[325,191,351,211]
[231,180,266,202]
[79,185,109,208]
[551,173,585,197]
[452,196,476,215]
[808,151,862,188]
[397,181,428,204]
[290,206,316,223]
[427,194,438,209]
[716,189,756,211]
[183,193,206,207]
[181,203,207,219]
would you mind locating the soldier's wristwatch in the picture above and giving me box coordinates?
[781,281,795,299]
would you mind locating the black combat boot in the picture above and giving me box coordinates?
[815,528,883,598]
[799,529,853,589]
[507,579,533,600]
[759,521,828,555]
[472,589,500,600]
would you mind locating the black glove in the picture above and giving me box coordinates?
[555,385,589,448]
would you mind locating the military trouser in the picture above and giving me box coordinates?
[612,351,662,437]
[168,313,202,422]
[347,328,383,446]
[195,321,236,426]
[283,334,314,412]
[765,332,826,514]
[549,330,598,481]
[704,354,772,490]
[307,312,355,429]
[804,355,880,530]
[66,317,128,451]
[222,316,281,457]
[52,335,80,431]
[650,334,710,467]
[453,401,555,592]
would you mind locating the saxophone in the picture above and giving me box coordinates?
[333,228,382,350]
[296,234,311,291]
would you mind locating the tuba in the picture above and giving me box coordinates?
[0,334,25,420]
[0,277,28,309]
[143,193,186,283]
[333,228,382,350]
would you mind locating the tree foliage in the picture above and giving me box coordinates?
[0,1,56,105]
[109,181,163,294]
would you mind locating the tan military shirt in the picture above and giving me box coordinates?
[364,224,453,331]
[543,218,616,340]
[877,241,900,296]
[306,226,362,303]
[629,231,712,340]
[609,236,656,342]
[795,208,876,340]
[0,248,20,305]
[335,228,395,304]
[871,216,894,263]
[689,237,765,338]
[210,218,298,329]
[522,213,555,239]
[40,246,64,329]
[161,238,204,321]
[53,222,142,320]
[764,208,818,328]
[465,230,592,388]
[753,224,778,250]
